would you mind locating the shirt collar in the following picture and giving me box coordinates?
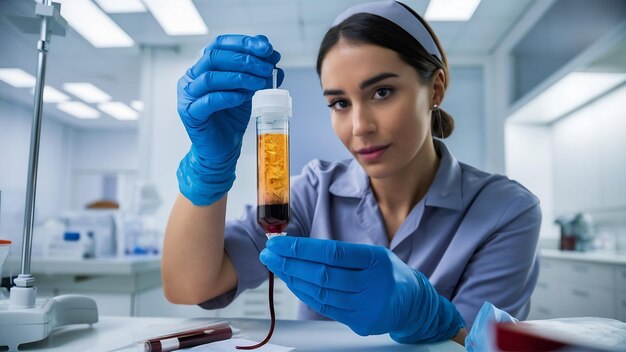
[424,140,464,211]
[328,140,464,211]
[328,158,369,198]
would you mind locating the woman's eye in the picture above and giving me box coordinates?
[327,100,349,111]
[373,87,394,100]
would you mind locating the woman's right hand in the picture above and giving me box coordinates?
[177,34,284,206]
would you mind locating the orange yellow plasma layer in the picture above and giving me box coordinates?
[258,133,289,205]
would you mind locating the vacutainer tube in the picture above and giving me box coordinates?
[254,73,291,237]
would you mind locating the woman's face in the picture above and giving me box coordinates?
[320,41,437,179]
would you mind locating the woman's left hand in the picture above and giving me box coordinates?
[260,236,464,343]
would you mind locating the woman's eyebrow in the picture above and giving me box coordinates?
[323,89,344,96]
[323,72,399,96]
[360,72,398,89]
[322,72,399,96]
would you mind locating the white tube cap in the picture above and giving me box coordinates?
[251,89,292,117]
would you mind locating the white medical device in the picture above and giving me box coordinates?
[0,2,98,351]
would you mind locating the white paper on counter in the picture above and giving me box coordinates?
[523,317,626,351]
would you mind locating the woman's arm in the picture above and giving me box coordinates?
[161,194,237,304]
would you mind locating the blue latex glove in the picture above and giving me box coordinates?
[260,236,465,343]
[177,34,284,206]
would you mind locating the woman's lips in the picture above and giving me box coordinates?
[356,144,390,162]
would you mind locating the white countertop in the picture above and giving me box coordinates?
[14,316,465,352]
[3,255,161,276]
[540,248,626,265]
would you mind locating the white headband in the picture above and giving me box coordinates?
[332,0,443,63]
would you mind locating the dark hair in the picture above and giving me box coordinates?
[316,2,454,138]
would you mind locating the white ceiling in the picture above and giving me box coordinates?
[0,0,534,130]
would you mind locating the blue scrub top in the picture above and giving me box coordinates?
[200,140,541,330]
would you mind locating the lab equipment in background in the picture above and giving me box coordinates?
[0,240,10,298]
[555,212,595,251]
[118,180,162,256]
[66,210,116,257]
[118,213,160,255]
[0,2,97,351]
[30,205,161,260]
[555,216,576,250]
[29,211,114,259]
[45,231,95,259]
[129,180,162,216]
[572,212,594,251]
[237,69,292,350]
[39,180,163,259]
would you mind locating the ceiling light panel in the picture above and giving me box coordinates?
[0,68,36,88]
[142,0,208,36]
[58,0,134,47]
[63,82,112,103]
[131,100,144,111]
[508,72,626,124]
[98,102,139,120]
[94,0,147,13]
[425,0,482,21]
[57,101,101,119]
[31,86,70,103]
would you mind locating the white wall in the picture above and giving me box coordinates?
[505,123,556,239]
[70,129,139,209]
[506,85,626,247]
[138,46,192,231]
[72,129,139,172]
[0,98,72,247]
[444,66,486,170]
[552,86,626,215]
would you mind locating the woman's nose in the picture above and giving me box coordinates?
[351,105,376,136]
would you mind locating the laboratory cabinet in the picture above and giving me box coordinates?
[134,278,299,320]
[3,256,163,316]
[529,250,626,322]
[3,256,300,319]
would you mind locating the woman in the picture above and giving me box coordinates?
[163,0,541,345]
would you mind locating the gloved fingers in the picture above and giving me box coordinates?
[207,34,274,58]
[185,71,267,98]
[265,236,375,269]
[260,249,369,293]
[265,49,281,65]
[284,276,371,311]
[186,90,252,124]
[189,49,275,80]
[289,285,356,320]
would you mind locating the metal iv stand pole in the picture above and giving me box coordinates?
[0,2,98,351]
[12,0,56,301]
